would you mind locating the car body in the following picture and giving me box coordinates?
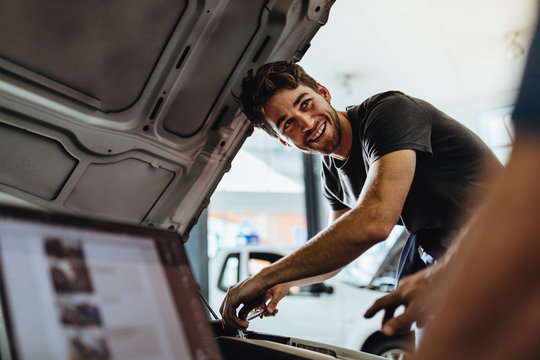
[0,0,329,236]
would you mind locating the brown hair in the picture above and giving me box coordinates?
[234,61,319,137]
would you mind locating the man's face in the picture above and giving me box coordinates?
[263,84,342,155]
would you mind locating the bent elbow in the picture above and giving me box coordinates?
[366,223,394,246]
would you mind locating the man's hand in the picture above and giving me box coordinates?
[263,282,291,316]
[219,276,269,331]
[364,268,433,336]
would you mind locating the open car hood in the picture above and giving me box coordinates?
[0,0,334,240]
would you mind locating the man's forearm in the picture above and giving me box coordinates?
[286,268,343,288]
[258,212,382,290]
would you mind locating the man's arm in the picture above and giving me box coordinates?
[364,156,502,336]
[282,208,351,286]
[283,209,352,286]
[329,208,350,223]
[415,134,540,359]
[364,224,465,335]
[263,208,351,314]
[220,149,416,330]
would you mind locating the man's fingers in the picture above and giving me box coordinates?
[364,291,402,318]
[266,296,281,314]
[382,306,397,326]
[263,308,278,317]
[380,308,416,336]
[266,284,289,313]
[238,292,268,323]
[220,288,249,331]
[223,304,248,331]
[238,304,255,321]
[219,278,272,330]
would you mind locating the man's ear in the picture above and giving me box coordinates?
[317,83,332,102]
[277,138,290,147]
[272,134,290,147]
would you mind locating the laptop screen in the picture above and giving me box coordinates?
[0,206,222,360]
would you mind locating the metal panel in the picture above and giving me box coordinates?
[0,0,188,111]
[0,122,77,200]
[0,0,335,236]
[65,159,174,222]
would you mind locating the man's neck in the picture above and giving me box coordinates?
[330,110,352,160]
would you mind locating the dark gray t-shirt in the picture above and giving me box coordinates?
[322,91,501,234]
[513,9,540,133]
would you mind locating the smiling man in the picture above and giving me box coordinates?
[263,83,348,157]
[220,61,501,336]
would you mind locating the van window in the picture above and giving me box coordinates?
[218,253,240,292]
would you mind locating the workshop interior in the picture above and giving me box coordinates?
[0,0,536,359]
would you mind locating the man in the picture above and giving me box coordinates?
[220,61,501,332]
[366,10,540,360]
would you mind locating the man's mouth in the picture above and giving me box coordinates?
[309,122,326,142]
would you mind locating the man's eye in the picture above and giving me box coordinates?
[300,99,310,109]
[283,119,293,131]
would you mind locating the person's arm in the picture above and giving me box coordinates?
[415,134,540,359]
[280,208,351,287]
[220,149,416,330]
[263,208,351,315]
[364,221,468,335]
[263,267,344,316]
[364,154,502,336]
[329,208,350,223]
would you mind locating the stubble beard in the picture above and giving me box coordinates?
[311,106,342,156]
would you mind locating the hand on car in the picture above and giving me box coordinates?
[364,268,433,336]
[220,276,269,331]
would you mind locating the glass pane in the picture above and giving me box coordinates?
[219,254,239,290]
[336,225,404,287]
[208,128,307,257]
[247,258,271,276]
[477,106,514,164]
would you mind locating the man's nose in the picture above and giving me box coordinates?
[297,113,315,132]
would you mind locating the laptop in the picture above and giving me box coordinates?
[0,205,222,360]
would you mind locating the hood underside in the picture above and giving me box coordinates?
[0,0,334,239]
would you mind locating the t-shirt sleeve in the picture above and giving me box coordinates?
[512,11,540,133]
[361,93,433,165]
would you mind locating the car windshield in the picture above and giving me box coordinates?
[335,226,404,287]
